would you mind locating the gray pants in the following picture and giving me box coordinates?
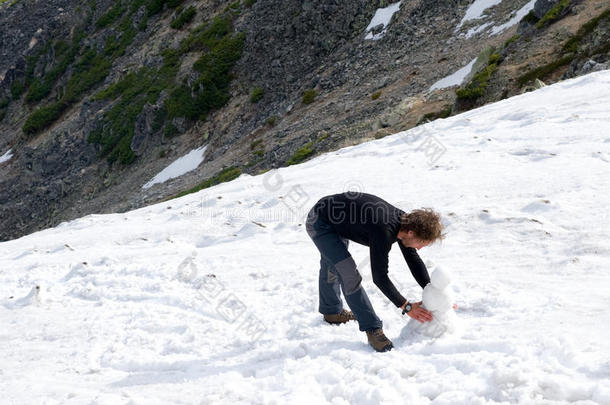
[306,205,382,332]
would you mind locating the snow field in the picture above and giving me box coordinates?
[1,71,610,404]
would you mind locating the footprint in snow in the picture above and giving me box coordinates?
[2,286,41,309]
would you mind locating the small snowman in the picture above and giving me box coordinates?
[407,266,457,338]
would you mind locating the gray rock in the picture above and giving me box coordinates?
[131,103,156,155]
[533,0,561,19]
[581,59,608,74]
[379,112,401,128]
[533,79,546,89]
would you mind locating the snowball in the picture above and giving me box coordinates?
[406,310,458,338]
[401,267,459,338]
[430,266,452,290]
[422,284,453,312]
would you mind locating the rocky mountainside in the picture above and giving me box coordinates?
[0,0,608,241]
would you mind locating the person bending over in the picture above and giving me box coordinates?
[305,192,444,352]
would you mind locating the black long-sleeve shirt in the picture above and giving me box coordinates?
[315,192,430,307]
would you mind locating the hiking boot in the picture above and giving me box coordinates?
[366,328,393,352]
[323,309,356,325]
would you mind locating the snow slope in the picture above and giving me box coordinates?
[456,0,503,30]
[490,0,536,35]
[1,70,610,404]
[429,58,477,91]
[143,145,208,189]
[0,148,12,164]
[456,0,536,38]
[364,1,402,40]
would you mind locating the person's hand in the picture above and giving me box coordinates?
[402,301,433,323]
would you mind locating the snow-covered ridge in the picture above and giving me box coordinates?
[1,71,610,403]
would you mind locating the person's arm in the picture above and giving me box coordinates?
[369,233,406,307]
[398,242,430,288]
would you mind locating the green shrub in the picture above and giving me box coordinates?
[53,40,70,57]
[192,32,244,74]
[216,166,241,182]
[171,166,242,199]
[164,122,179,138]
[250,87,264,103]
[112,135,136,164]
[371,91,382,100]
[103,15,137,58]
[537,0,570,28]
[302,89,318,104]
[224,0,241,14]
[147,0,165,16]
[10,80,25,99]
[166,85,199,119]
[589,40,610,56]
[286,142,314,166]
[90,44,181,165]
[244,0,255,7]
[456,63,497,100]
[170,6,196,29]
[63,50,112,103]
[25,78,54,103]
[22,101,66,135]
[561,9,610,54]
[86,127,103,144]
[488,52,501,65]
[89,11,244,165]
[183,16,232,51]
[517,55,575,86]
[22,46,110,134]
[151,106,167,132]
[521,10,539,25]
[130,0,147,13]
[456,51,500,101]
[24,46,46,87]
[266,115,277,126]
[147,0,184,16]
[417,106,452,125]
[503,34,520,48]
[25,34,84,103]
[518,9,609,86]
[250,139,263,149]
[96,0,125,28]
[91,66,172,164]
[173,31,244,120]
[166,0,184,8]
[0,98,8,122]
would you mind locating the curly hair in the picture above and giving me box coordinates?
[400,208,445,242]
